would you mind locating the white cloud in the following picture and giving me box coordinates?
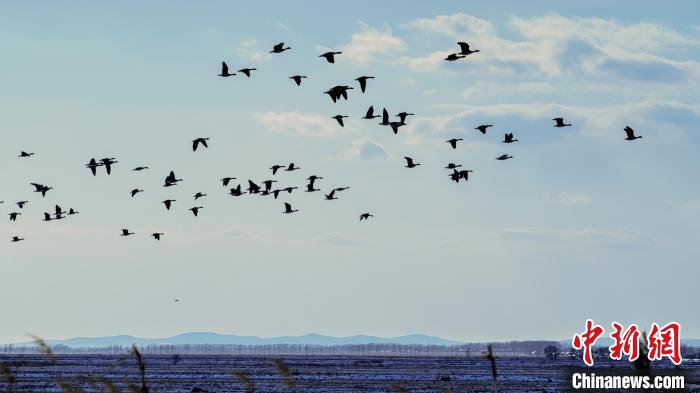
[333,137,388,161]
[236,37,272,62]
[500,226,645,243]
[556,192,592,206]
[341,23,407,65]
[255,111,345,138]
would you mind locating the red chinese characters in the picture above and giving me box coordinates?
[609,322,640,361]
[572,319,605,366]
[648,322,682,365]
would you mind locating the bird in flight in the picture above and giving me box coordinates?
[133,166,149,171]
[192,137,210,151]
[319,51,342,63]
[457,42,480,56]
[19,151,34,158]
[283,202,298,214]
[324,189,338,200]
[355,76,374,93]
[445,163,462,169]
[446,138,463,149]
[164,171,182,187]
[379,108,390,126]
[270,42,291,53]
[194,192,207,200]
[396,112,414,124]
[16,201,28,209]
[151,233,164,241]
[68,208,79,215]
[218,62,235,77]
[359,213,373,221]
[221,177,236,187]
[404,157,421,168]
[553,117,571,127]
[503,133,518,143]
[285,163,300,171]
[262,180,277,192]
[229,185,244,196]
[86,158,103,176]
[43,213,52,222]
[238,68,257,77]
[325,85,353,102]
[54,205,65,220]
[121,229,134,237]
[268,165,285,175]
[11,236,24,243]
[100,158,118,175]
[130,189,144,198]
[332,115,348,127]
[624,126,643,141]
[306,183,320,192]
[30,183,52,197]
[247,180,261,194]
[9,212,21,222]
[189,207,204,217]
[363,106,380,119]
[475,124,492,134]
[289,75,306,86]
[162,199,176,210]
[496,154,513,160]
[389,121,404,134]
[444,53,465,61]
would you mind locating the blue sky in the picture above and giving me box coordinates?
[1,1,699,344]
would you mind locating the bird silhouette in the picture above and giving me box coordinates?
[359,213,373,221]
[192,138,210,151]
[363,106,380,119]
[306,183,320,192]
[218,62,235,77]
[285,163,300,171]
[396,112,414,124]
[270,42,291,53]
[11,236,24,242]
[355,76,374,93]
[238,68,257,77]
[379,108,390,126]
[229,185,243,196]
[503,133,518,143]
[475,124,492,134]
[282,186,298,193]
[9,212,21,222]
[19,151,34,158]
[458,169,474,181]
[151,233,164,241]
[325,86,353,102]
[130,189,144,198]
[389,121,404,134]
[86,158,103,176]
[324,189,338,200]
[133,166,149,171]
[404,157,420,168]
[262,180,277,191]
[164,171,182,187]
[446,138,463,149]
[68,208,79,215]
[290,75,307,86]
[444,53,465,61]
[16,201,28,209]
[445,163,462,169]
[283,202,298,213]
[449,169,462,183]
[332,115,348,127]
[162,199,176,210]
[553,117,571,127]
[30,183,52,197]
[307,175,323,183]
[335,187,350,192]
[189,207,203,217]
[100,158,118,175]
[43,212,52,222]
[624,126,643,141]
[247,180,261,194]
[194,192,207,200]
[221,177,236,187]
[121,229,134,236]
[319,51,342,63]
[457,42,480,55]
[496,154,513,160]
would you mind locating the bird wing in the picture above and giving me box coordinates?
[284,203,292,212]
[201,139,208,148]
[365,106,374,117]
[457,42,470,53]
[192,140,199,151]
[221,62,228,74]
[624,126,634,138]
[404,157,413,165]
[338,117,344,127]
[382,108,389,124]
[358,78,366,93]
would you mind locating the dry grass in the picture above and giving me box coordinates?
[273,358,296,388]
[486,344,497,393]
[28,334,56,364]
[231,370,256,393]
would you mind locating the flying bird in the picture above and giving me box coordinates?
[43,213,52,222]
[359,213,373,221]
[319,51,342,63]
[262,180,277,192]
[229,185,243,196]
[192,137,210,151]
[189,207,204,217]
[86,158,103,176]
[306,183,320,192]
[68,208,79,215]
[162,199,176,210]
[389,121,404,134]
[11,236,24,243]
[100,158,118,175]
[130,189,144,198]
[445,163,462,169]
[496,154,513,160]
[54,205,65,220]
[247,180,261,194]
[285,163,300,171]
[30,183,52,197]
[282,186,298,194]
[457,42,480,55]
[289,75,306,86]
[151,233,164,241]
[624,126,643,141]
[194,192,207,200]
[324,190,338,200]
[16,201,28,209]
[121,229,134,237]
[270,42,291,53]
[396,112,414,124]
[503,133,518,143]
[363,106,380,119]
[238,68,257,77]
[221,177,236,187]
[445,53,465,61]
[19,151,34,158]
[446,138,463,149]
[164,171,182,187]
[133,166,149,171]
[355,76,374,93]
[9,212,20,222]
[475,124,492,134]
[553,117,571,127]
[283,202,298,214]
[404,157,420,168]
[332,115,348,127]
[218,62,235,77]
[379,108,390,126]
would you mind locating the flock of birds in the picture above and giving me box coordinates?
[5,41,645,243]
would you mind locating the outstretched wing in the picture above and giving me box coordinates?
[624,126,634,138]
[358,78,366,93]
[382,108,389,124]
[221,62,228,74]
[457,42,470,53]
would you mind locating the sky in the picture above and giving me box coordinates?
[1,1,699,345]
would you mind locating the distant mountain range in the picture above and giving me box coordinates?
[12,332,463,348]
